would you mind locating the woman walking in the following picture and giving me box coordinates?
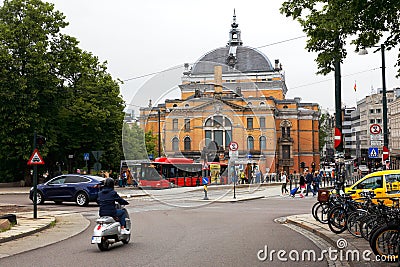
[299,175,306,198]
[281,171,289,195]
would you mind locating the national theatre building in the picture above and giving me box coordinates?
[139,13,320,175]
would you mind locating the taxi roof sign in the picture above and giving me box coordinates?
[28,149,45,165]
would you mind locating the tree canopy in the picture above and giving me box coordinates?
[280,0,400,76]
[0,0,125,182]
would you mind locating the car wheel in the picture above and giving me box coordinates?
[34,191,45,205]
[75,192,89,206]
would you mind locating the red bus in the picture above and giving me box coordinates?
[139,157,229,188]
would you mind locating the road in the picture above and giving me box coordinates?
[1,189,330,266]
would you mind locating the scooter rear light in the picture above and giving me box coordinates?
[97,225,102,230]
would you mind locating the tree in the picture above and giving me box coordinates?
[0,0,124,182]
[145,130,159,158]
[122,123,148,160]
[280,0,400,76]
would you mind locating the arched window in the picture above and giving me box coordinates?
[204,115,232,148]
[184,137,191,151]
[259,136,266,150]
[247,136,254,150]
[172,137,179,151]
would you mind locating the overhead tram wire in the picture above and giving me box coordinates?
[289,67,381,90]
[121,35,307,83]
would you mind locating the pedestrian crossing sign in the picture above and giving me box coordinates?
[27,149,45,165]
[368,147,379,159]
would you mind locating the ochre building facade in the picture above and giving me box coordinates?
[139,13,320,175]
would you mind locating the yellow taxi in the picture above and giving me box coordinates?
[345,169,400,206]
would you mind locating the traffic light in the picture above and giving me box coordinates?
[300,162,305,169]
[311,162,316,171]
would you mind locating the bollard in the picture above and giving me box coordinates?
[203,185,209,200]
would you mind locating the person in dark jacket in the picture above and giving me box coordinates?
[98,178,130,234]
[305,170,314,197]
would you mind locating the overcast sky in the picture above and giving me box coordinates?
[9,0,400,113]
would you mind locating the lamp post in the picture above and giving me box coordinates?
[359,44,389,150]
[157,109,161,157]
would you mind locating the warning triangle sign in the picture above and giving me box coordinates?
[27,149,45,165]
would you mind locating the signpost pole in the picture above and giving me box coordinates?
[33,132,37,219]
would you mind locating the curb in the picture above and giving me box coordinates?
[0,216,55,244]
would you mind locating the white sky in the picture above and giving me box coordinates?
[7,0,400,113]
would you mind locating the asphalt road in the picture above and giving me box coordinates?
[0,195,329,267]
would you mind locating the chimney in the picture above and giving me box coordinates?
[214,66,223,94]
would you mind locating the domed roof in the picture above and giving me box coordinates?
[191,46,274,75]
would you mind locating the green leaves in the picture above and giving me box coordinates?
[0,0,124,182]
[281,0,400,77]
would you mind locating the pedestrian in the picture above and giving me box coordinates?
[281,171,289,195]
[122,170,127,187]
[255,168,261,183]
[299,175,306,198]
[313,171,321,196]
[305,170,314,197]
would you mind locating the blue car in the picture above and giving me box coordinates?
[29,174,106,206]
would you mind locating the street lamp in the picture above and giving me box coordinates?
[359,44,389,150]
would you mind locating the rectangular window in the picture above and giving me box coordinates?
[247,118,253,130]
[173,119,178,130]
[225,131,232,147]
[376,109,381,113]
[370,109,375,114]
[214,131,223,147]
[370,119,375,124]
[376,119,382,123]
[184,119,190,131]
[282,145,290,159]
[205,131,212,146]
[259,117,265,128]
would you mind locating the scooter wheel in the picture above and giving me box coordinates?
[98,239,110,251]
[122,234,130,244]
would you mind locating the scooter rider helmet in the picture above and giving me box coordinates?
[104,178,115,189]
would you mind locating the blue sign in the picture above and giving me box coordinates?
[202,177,209,185]
[84,153,89,161]
[368,147,379,158]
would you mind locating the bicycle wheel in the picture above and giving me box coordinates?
[370,224,400,262]
[328,206,347,234]
[347,210,367,238]
[312,202,321,221]
[360,215,384,241]
[314,202,330,224]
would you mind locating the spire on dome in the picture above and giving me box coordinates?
[228,9,243,47]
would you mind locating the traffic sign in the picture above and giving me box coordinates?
[27,149,45,165]
[334,128,342,149]
[370,124,382,135]
[229,141,238,151]
[202,177,208,185]
[368,147,379,159]
[382,146,389,161]
[84,153,89,161]
[92,150,103,161]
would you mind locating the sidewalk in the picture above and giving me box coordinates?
[1,185,397,265]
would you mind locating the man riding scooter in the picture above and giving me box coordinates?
[98,178,130,234]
